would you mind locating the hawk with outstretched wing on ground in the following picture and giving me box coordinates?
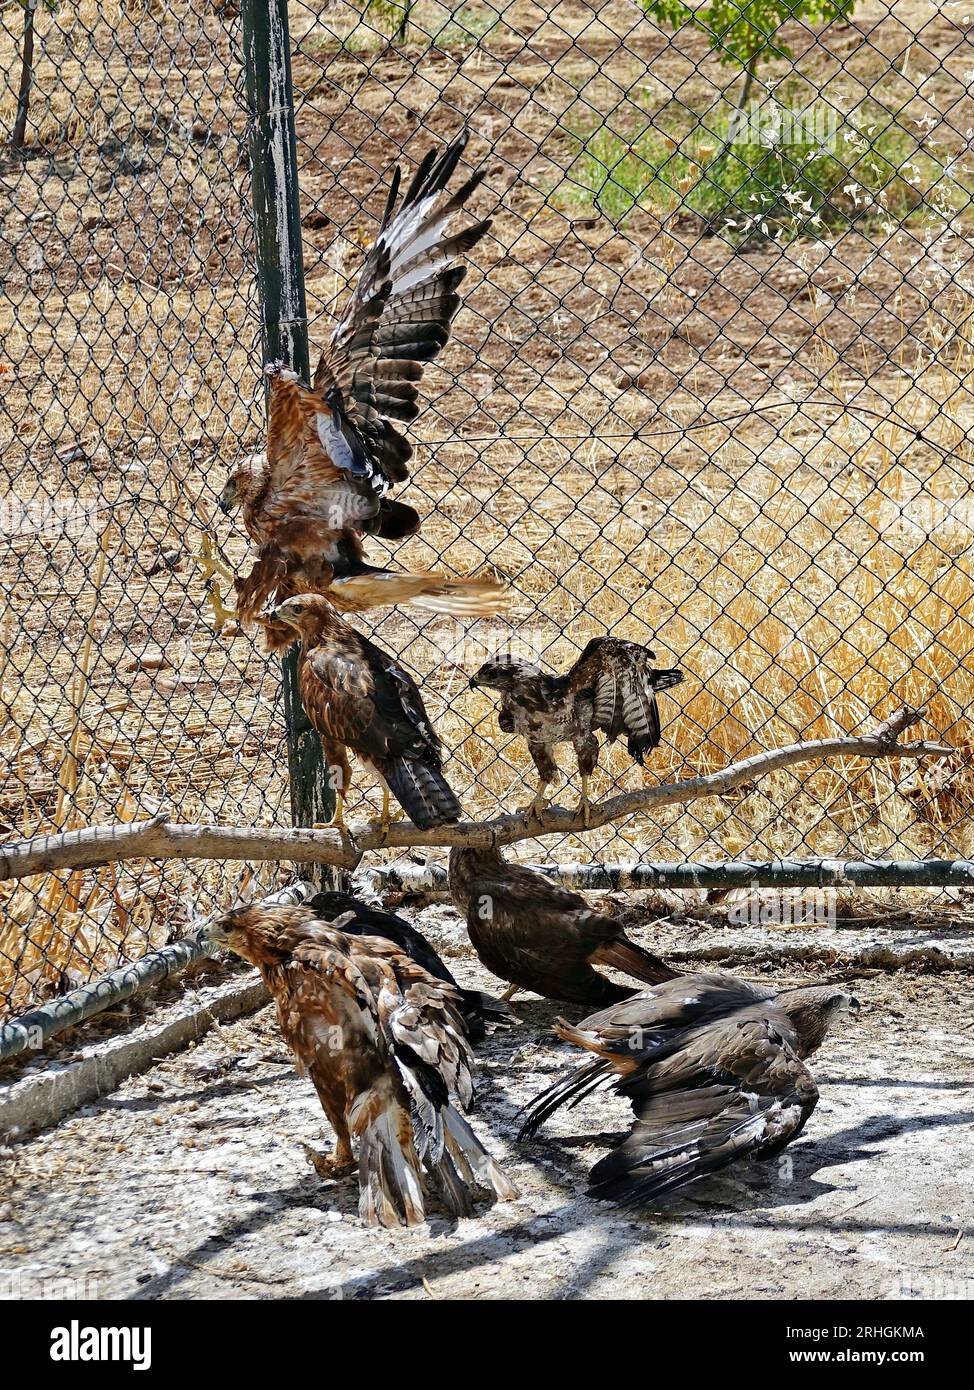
[470,636,684,822]
[203,902,518,1229]
[518,973,858,1206]
[217,134,507,646]
[267,592,462,831]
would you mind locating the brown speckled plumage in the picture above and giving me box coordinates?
[204,902,517,1228]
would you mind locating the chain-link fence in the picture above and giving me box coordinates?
[2,0,973,1026]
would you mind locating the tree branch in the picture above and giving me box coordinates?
[0,706,953,882]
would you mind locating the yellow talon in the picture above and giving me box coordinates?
[196,535,237,632]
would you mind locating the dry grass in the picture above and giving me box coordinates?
[2,0,974,1014]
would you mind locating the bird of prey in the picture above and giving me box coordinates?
[469,637,684,823]
[305,889,512,1042]
[448,845,676,1005]
[267,592,462,831]
[518,972,859,1206]
[203,903,518,1228]
[215,133,507,645]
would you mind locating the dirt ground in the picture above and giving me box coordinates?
[2,902,973,1301]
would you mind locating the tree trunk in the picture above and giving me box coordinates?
[11,0,38,151]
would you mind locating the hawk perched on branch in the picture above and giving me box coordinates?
[448,845,676,1006]
[268,592,462,830]
[519,973,858,1206]
[204,903,517,1228]
[218,133,507,646]
[470,637,684,822]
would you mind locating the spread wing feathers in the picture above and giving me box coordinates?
[519,973,782,1137]
[260,367,382,542]
[289,927,514,1228]
[517,972,816,1209]
[313,132,492,496]
[300,631,462,829]
[569,637,685,763]
[305,890,513,1042]
[587,1016,818,1206]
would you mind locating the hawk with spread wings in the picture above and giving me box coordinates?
[204,903,518,1228]
[448,844,676,1006]
[268,592,462,830]
[218,134,507,647]
[518,973,858,1206]
[470,636,684,822]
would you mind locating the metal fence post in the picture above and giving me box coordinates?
[240,0,334,832]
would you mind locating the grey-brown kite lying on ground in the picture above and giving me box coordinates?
[518,972,858,1206]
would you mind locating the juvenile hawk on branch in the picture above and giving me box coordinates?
[218,134,507,645]
[519,973,858,1206]
[267,592,463,831]
[204,903,518,1229]
[470,637,684,822]
[448,844,676,1006]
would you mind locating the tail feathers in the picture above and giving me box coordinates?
[650,667,685,692]
[382,757,462,829]
[517,1055,614,1140]
[327,569,508,618]
[399,573,510,618]
[438,1105,519,1211]
[357,1103,426,1228]
[591,935,676,987]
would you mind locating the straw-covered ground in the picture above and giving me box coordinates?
[2,0,974,1013]
[1,901,973,1300]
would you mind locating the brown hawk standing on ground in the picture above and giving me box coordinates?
[266,592,462,831]
[215,133,507,645]
[470,636,684,823]
[518,973,858,1206]
[203,903,518,1229]
[448,844,677,1005]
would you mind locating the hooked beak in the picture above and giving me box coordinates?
[848,995,861,1012]
[196,915,223,948]
[217,480,238,515]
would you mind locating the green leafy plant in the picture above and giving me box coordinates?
[641,0,856,112]
[559,108,961,239]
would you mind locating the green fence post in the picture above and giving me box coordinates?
[241,0,334,832]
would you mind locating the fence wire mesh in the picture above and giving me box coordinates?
[1,0,973,1022]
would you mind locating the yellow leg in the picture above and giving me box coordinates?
[196,535,237,631]
[324,791,345,830]
[499,982,520,1002]
[577,774,592,830]
[370,784,402,843]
